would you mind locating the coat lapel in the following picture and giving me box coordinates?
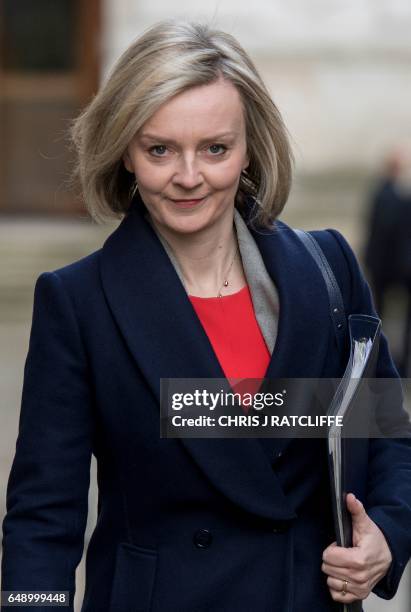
[249,219,334,457]
[250,219,332,378]
[100,194,332,522]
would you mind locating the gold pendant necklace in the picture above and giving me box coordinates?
[217,244,239,297]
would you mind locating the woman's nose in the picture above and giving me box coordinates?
[172,154,203,190]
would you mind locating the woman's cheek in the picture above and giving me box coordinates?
[207,162,244,189]
[136,164,172,192]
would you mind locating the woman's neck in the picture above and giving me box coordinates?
[148,212,246,297]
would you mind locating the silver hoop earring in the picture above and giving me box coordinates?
[130,179,139,200]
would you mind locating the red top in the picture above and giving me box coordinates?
[189,285,270,381]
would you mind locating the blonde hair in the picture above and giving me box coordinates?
[70,19,294,227]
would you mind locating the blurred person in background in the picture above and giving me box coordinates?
[2,19,411,612]
[364,147,411,376]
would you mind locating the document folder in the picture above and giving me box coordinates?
[327,313,382,612]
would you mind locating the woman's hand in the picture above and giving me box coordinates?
[321,493,393,604]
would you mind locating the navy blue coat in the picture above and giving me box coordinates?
[2,196,411,612]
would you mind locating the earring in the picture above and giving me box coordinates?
[130,178,139,200]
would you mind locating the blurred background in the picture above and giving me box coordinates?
[1,1,411,610]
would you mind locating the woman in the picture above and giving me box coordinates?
[2,19,411,612]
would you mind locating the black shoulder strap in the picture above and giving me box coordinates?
[293,228,347,356]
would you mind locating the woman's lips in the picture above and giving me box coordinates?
[169,196,207,208]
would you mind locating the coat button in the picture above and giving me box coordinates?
[193,528,213,548]
[272,522,288,534]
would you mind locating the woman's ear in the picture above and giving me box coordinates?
[122,148,133,173]
[242,151,250,171]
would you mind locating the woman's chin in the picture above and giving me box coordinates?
[157,206,218,235]
[162,216,210,235]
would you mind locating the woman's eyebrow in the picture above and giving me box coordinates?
[138,131,238,144]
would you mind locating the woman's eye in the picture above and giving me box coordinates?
[149,145,168,157]
[207,144,227,155]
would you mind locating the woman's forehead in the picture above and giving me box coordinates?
[137,81,246,141]
[138,130,240,145]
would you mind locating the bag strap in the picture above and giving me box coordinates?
[293,228,347,356]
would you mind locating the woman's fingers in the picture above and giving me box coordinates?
[328,585,363,604]
[326,575,371,601]
[321,561,364,584]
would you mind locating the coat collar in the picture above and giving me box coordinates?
[100,193,332,522]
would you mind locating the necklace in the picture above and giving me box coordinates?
[217,243,239,297]
[149,212,240,298]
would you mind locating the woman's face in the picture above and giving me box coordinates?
[123,77,249,235]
